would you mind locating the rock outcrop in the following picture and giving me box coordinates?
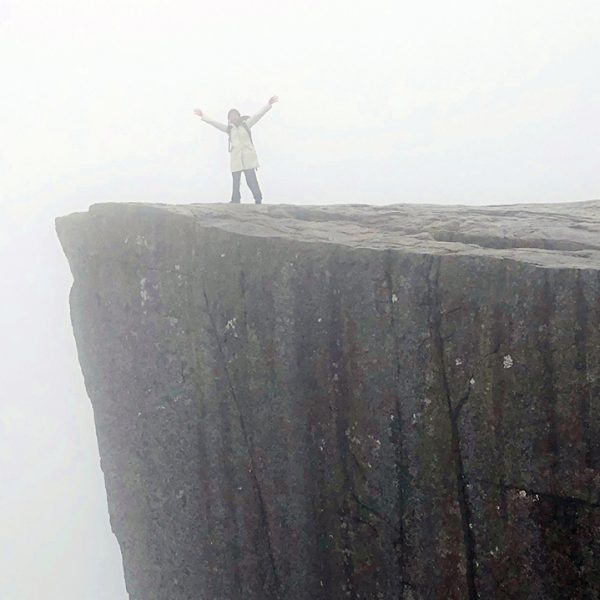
[56,201,600,600]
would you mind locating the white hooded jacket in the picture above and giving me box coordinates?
[201,103,272,172]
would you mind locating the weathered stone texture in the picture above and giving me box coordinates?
[57,201,600,599]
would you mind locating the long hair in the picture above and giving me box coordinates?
[227,108,251,124]
[227,108,241,122]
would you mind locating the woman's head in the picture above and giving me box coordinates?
[227,109,241,124]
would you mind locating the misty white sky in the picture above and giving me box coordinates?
[1,0,599,598]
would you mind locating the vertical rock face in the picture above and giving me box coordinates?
[57,202,600,600]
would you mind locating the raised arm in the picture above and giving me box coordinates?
[246,95,278,128]
[193,108,228,133]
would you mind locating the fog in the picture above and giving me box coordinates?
[1,0,598,597]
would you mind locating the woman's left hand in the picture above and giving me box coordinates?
[269,95,279,105]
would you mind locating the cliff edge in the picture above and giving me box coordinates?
[57,202,600,600]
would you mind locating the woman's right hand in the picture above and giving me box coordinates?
[193,108,204,117]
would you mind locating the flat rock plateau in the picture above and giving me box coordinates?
[57,201,600,600]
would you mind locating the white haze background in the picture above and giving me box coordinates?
[0,0,598,598]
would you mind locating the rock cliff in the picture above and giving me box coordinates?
[57,201,600,600]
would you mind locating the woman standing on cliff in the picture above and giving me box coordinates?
[194,96,278,204]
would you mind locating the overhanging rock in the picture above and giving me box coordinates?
[57,201,600,600]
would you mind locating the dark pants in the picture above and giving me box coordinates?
[231,169,262,204]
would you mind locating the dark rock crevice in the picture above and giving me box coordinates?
[426,255,479,600]
[574,270,593,470]
[428,230,599,252]
[201,286,283,600]
[383,251,410,599]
